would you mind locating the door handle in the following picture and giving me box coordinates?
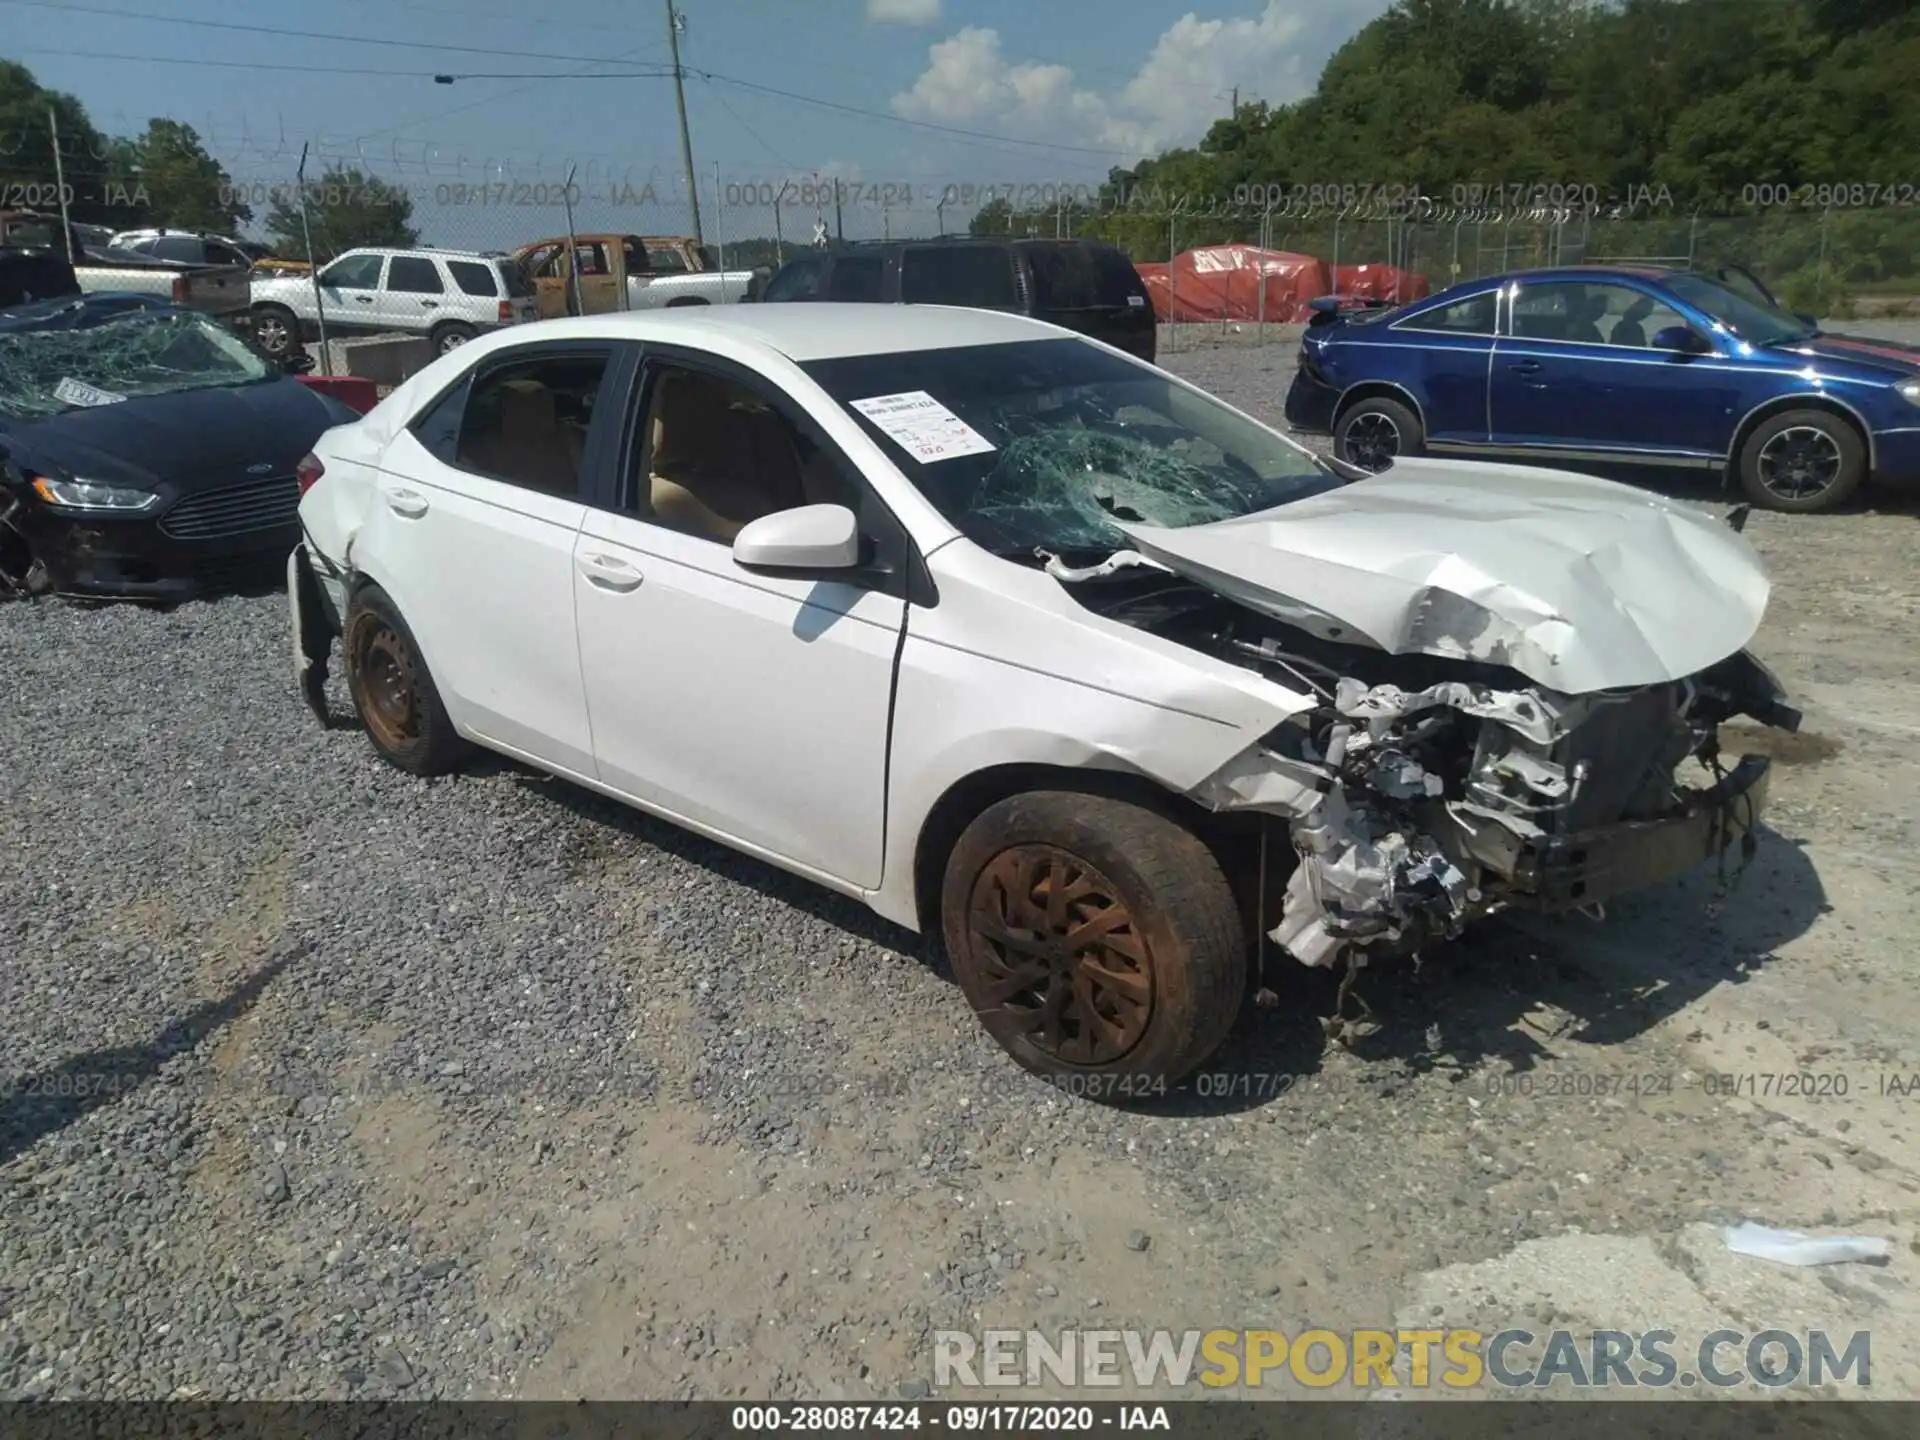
[420,300,438,308]
[1507,360,1542,374]
[580,553,643,592]
[384,488,429,518]
[353,295,373,303]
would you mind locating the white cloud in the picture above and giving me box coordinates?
[891,2,1380,157]
[866,0,943,25]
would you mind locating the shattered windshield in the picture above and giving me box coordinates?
[802,339,1341,558]
[0,310,272,421]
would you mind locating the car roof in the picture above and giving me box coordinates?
[502,303,1071,362]
[782,236,1128,261]
[1443,264,1683,291]
[345,246,496,260]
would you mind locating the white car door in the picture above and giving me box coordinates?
[571,350,913,889]
[314,252,385,333]
[364,339,622,776]
[376,253,450,335]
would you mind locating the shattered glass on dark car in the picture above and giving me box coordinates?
[804,337,1340,557]
[0,310,273,420]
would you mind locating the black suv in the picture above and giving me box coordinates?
[756,237,1156,364]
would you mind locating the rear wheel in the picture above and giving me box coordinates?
[1334,394,1424,472]
[940,791,1245,1092]
[430,321,476,355]
[1737,408,1865,513]
[343,585,467,776]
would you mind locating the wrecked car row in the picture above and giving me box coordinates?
[282,303,1797,1085]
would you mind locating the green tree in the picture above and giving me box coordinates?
[969,197,1016,236]
[264,166,418,261]
[0,59,117,226]
[106,120,251,234]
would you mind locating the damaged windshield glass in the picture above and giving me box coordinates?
[802,338,1341,557]
[0,310,272,421]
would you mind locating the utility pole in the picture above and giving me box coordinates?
[46,107,74,263]
[665,0,703,247]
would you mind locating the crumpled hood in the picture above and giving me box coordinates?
[1116,457,1771,694]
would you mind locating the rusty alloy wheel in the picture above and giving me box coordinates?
[349,614,422,752]
[965,843,1154,1066]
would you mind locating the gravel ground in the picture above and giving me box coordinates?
[5,330,1920,1402]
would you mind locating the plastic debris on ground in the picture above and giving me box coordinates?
[1723,1222,1892,1266]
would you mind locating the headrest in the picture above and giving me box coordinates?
[498,379,556,440]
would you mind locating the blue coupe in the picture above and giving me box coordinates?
[1283,264,1920,512]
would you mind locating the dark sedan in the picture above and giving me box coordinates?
[1285,264,1920,513]
[0,298,360,600]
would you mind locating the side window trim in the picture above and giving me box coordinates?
[1501,280,1687,351]
[404,340,625,503]
[606,341,934,606]
[1391,289,1499,336]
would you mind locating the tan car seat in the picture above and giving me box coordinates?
[646,372,807,543]
[462,379,582,496]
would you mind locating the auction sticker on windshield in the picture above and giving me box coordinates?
[54,377,127,407]
[851,391,996,463]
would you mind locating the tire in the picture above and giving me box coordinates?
[1334,394,1424,473]
[664,296,710,308]
[940,790,1246,1091]
[430,321,477,355]
[342,584,467,776]
[1736,408,1866,513]
[251,304,297,359]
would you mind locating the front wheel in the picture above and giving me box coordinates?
[342,584,468,776]
[1737,409,1865,513]
[1334,395,1424,472]
[940,791,1246,1091]
[251,304,298,359]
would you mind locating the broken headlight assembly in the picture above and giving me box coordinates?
[28,474,160,512]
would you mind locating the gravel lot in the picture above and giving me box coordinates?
[5,326,1920,1403]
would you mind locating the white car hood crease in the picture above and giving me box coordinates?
[1116,458,1771,694]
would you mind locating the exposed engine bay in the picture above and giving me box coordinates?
[1071,569,1799,975]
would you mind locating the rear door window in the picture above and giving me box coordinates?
[448,259,500,297]
[899,246,1018,309]
[1024,243,1145,310]
[150,236,204,264]
[385,256,445,294]
[826,255,884,301]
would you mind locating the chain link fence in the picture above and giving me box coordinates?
[22,146,1915,348]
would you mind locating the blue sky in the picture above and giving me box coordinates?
[5,0,1391,245]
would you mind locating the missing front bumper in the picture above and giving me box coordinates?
[1505,755,1772,910]
[289,541,342,727]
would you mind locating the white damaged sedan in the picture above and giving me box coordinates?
[289,304,1798,1088]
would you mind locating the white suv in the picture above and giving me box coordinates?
[249,246,539,360]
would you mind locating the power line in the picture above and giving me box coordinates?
[0,0,682,69]
[349,37,677,145]
[8,47,673,80]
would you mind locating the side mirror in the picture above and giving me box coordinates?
[731,503,861,571]
[1651,325,1709,354]
[1794,311,1819,330]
